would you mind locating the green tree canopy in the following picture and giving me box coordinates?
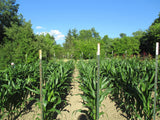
[112,36,140,56]
[63,29,76,50]
[78,29,92,40]
[102,35,113,56]
[140,13,160,55]
[120,33,127,38]
[35,33,56,61]
[73,39,105,59]
[132,30,145,39]
[78,28,101,41]
[0,0,23,44]
[62,28,103,59]
[0,20,36,68]
[151,13,160,26]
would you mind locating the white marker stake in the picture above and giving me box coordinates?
[39,50,42,60]
[96,43,100,120]
[97,43,100,55]
[153,42,159,120]
[156,42,159,55]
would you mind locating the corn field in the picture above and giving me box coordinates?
[0,57,160,120]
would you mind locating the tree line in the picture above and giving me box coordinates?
[0,0,160,69]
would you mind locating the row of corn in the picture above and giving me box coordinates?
[101,57,160,120]
[77,57,160,120]
[77,60,112,120]
[0,60,74,120]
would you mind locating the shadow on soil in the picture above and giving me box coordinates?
[109,94,130,120]
[13,94,39,120]
[109,92,160,120]
[77,114,89,120]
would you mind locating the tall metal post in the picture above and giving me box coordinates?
[96,43,100,120]
[153,42,159,120]
[39,50,44,120]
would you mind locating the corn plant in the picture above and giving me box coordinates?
[28,60,75,120]
[43,60,74,119]
[77,60,112,120]
[0,62,40,120]
[101,57,159,120]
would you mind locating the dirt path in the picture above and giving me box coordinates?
[57,66,126,120]
[56,67,87,120]
[100,97,126,120]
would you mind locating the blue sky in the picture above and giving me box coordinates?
[16,0,160,45]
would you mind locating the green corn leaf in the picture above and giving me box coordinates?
[48,90,54,102]
[50,96,56,103]
[43,100,48,108]
[25,86,39,94]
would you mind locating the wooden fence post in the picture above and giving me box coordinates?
[39,50,44,120]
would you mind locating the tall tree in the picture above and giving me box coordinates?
[120,33,127,38]
[35,33,56,61]
[132,30,145,39]
[63,29,74,50]
[140,13,160,55]
[72,28,78,39]
[112,36,140,56]
[78,27,101,40]
[0,0,23,44]
[63,28,78,57]
[91,27,101,40]
[0,20,36,66]
[102,35,113,55]
[78,29,92,40]
[151,13,160,26]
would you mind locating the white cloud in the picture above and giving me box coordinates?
[55,34,65,41]
[36,30,65,41]
[36,31,47,35]
[49,30,61,35]
[36,26,44,29]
